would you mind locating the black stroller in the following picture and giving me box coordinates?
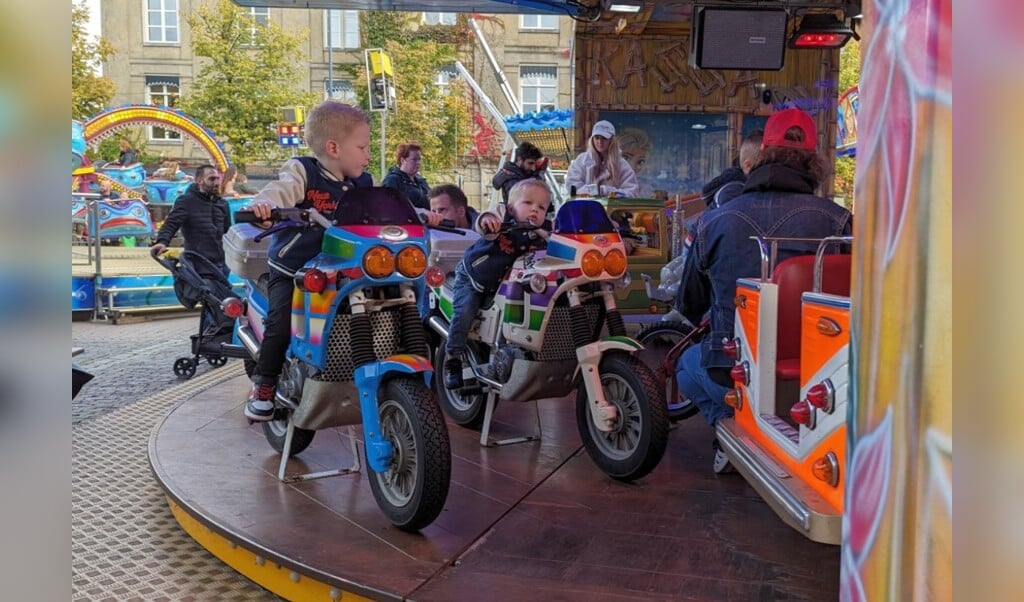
[152,249,247,379]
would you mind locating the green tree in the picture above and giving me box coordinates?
[834,40,860,205]
[354,13,474,183]
[72,0,115,120]
[177,0,317,171]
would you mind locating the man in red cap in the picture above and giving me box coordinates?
[674,108,853,472]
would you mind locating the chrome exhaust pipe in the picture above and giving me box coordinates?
[236,324,261,357]
[427,315,450,339]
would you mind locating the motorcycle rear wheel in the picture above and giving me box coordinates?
[433,344,491,429]
[367,376,452,532]
[261,413,315,456]
[635,322,700,421]
[575,354,669,481]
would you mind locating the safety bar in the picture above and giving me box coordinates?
[813,236,854,292]
[751,236,835,281]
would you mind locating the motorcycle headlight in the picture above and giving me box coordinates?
[363,246,395,279]
[396,246,426,278]
[528,273,547,294]
[604,249,627,277]
[581,249,604,278]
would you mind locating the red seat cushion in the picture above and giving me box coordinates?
[771,254,851,381]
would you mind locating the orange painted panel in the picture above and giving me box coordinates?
[801,300,850,385]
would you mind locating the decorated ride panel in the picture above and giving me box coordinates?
[72,198,156,239]
[99,163,147,189]
[145,177,193,205]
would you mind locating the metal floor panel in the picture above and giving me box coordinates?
[72,362,280,601]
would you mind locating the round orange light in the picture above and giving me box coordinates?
[603,248,626,277]
[581,249,604,278]
[724,388,743,410]
[396,246,426,278]
[425,265,444,288]
[362,246,395,279]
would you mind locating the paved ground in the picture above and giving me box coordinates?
[72,312,279,600]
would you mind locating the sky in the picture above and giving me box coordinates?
[84,0,101,40]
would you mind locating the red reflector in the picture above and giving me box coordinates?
[792,32,849,48]
[790,400,814,427]
[730,363,748,385]
[807,383,830,409]
[425,266,444,288]
[221,297,245,318]
[303,269,328,293]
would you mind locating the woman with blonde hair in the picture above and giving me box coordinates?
[564,120,638,198]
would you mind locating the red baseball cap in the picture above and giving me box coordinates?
[761,108,818,151]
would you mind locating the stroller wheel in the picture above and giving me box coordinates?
[173,357,197,380]
[207,356,228,367]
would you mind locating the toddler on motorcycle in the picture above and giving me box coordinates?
[443,179,553,389]
[241,101,374,422]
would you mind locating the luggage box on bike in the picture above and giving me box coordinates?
[428,228,480,276]
[223,223,271,279]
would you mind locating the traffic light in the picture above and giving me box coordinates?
[277,124,302,147]
[370,77,388,111]
[365,49,395,113]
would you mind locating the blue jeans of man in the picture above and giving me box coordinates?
[676,344,733,427]
[445,262,483,360]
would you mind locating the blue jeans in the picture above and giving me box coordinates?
[676,344,733,427]
[445,262,483,360]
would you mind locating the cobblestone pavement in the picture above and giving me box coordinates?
[72,312,280,601]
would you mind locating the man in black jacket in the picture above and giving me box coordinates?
[150,164,231,277]
[491,141,547,203]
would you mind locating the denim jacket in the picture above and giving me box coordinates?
[678,163,852,372]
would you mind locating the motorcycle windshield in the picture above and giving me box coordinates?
[331,187,422,226]
[553,200,616,234]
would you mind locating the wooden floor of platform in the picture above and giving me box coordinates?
[150,372,839,601]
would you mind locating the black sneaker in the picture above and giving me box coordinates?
[245,383,276,422]
[712,439,736,474]
[443,358,463,390]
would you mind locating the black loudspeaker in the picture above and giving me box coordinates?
[689,7,789,70]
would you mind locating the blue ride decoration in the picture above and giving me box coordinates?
[72,197,156,239]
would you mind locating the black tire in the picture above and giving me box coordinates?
[366,376,451,532]
[575,354,669,481]
[173,357,197,380]
[207,356,228,367]
[243,358,257,378]
[261,414,315,456]
[635,322,700,421]
[433,343,490,429]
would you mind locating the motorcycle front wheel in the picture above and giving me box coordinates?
[575,354,669,481]
[367,376,452,532]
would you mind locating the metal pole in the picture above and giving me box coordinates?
[380,111,387,177]
[468,17,521,115]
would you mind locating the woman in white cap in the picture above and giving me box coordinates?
[565,120,639,198]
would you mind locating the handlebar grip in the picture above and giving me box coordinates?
[234,208,278,223]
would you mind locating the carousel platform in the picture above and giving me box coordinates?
[149,373,840,601]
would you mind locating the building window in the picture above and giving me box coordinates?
[324,79,355,102]
[423,12,456,26]
[435,64,458,95]
[520,14,558,30]
[245,7,269,45]
[325,10,359,49]
[145,0,179,44]
[145,77,182,142]
[519,66,558,113]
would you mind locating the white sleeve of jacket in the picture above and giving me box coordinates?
[253,158,307,208]
[613,158,640,198]
[564,153,589,195]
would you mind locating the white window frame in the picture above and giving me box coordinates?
[324,79,356,102]
[520,14,558,30]
[422,12,456,26]
[519,65,558,114]
[324,10,360,49]
[146,82,182,142]
[245,7,269,45]
[145,0,179,45]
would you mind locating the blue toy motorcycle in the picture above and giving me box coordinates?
[227,188,450,531]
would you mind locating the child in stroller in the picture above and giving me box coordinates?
[152,248,244,379]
